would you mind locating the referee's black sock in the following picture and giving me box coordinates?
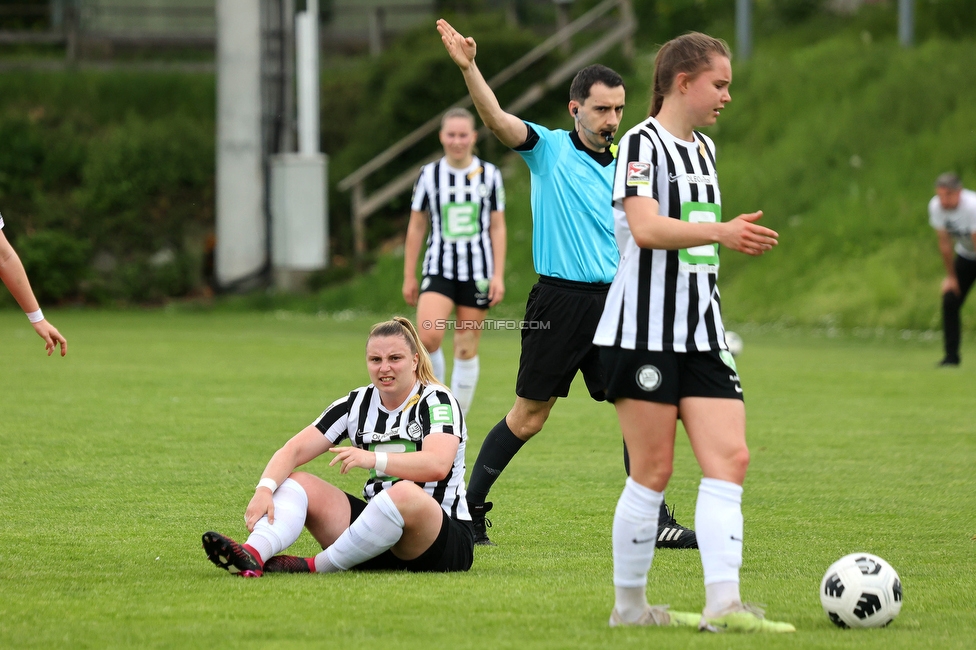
[466,417,526,505]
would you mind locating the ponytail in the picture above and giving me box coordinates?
[367,317,440,386]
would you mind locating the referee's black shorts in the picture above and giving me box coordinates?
[344,493,474,573]
[515,275,610,402]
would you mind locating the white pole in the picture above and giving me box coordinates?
[736,0,752,61]
[898,0,914,47]
[215,0,266,288]
[296,0,320,155]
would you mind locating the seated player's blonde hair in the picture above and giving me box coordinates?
[368,316,440,386]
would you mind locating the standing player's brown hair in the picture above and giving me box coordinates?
[649,32,731,118]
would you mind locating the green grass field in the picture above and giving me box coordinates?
[1,310,974,649]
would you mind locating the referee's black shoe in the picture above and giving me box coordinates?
[469,501,495,546]
[656,504,698,549]
[938,356,960,367]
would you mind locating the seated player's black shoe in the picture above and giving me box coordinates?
[202,531,264,577]
[469,501,495,546]
[264,554,314,573]
[656,504,698,549]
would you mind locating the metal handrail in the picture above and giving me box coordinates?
[340,0,635,261]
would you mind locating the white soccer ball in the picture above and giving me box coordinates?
[725,331,744,356]
[820,553,903,628]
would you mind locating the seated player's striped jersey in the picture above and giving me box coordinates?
[411,156,504,282]
[312,381,471,521]
[594,116,730,353]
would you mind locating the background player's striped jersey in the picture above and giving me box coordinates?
[594,116,730,353]
[312,381,471,521]
[411,156,504,282]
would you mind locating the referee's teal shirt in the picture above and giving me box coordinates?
[516,121,619,284]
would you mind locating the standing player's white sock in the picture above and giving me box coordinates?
[314,490,404,572]
[612,477,664,622]
[429,347,445,382]
[696,477,744,616]
[244,478,309,563]
[450,355,479,414]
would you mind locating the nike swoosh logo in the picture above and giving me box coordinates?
[668,173,680,182]
[734,386,743,394]
[632,537,656,544]
[730,535,743,542]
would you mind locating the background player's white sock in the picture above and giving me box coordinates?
[429,347,445,382]
[244,478,308,563]
[314,490,404,572]
[696,477,744,615]
[450,355,479,414]
[612,477,663,622]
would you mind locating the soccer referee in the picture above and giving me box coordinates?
[437,19,695,549]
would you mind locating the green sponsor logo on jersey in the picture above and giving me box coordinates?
[679,202,721,270]
[441,201,481,241]
[367,441,417,481]
[429,403,454,425]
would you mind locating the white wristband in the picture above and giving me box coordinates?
[26,309,44,323]
[374,451,388,475]
[256,477,278,493]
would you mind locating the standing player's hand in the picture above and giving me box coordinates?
[403,276,420,307]
[32,320,67,356]
[437,19,476,70]
[488,274,505,307]
[719,211,778,256]
[329,446,376,474]
[244,489,275,532]
[941,276,961,296]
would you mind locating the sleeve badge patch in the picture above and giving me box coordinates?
[626,161,651,186]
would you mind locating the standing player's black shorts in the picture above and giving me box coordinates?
[599,346,744,405]
[343,493,474,572]
[515,275,610,402]
[420,274,490,309]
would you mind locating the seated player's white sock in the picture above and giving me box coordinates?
[314,490,405,572]
[450,355,479,414]
[429,347,445,382]
[245,478,308,563]
[613,477,664,622]
[696,477,744,616]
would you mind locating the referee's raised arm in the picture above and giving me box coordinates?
[436,19,528,149]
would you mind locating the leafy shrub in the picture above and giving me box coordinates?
[15,230,91,302]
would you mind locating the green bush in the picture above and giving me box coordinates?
[0,71,215,304]
[15,230,91,302]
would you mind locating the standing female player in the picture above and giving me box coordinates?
[202,317,473,576]
[403,107,506,415]
[593,33,794,632]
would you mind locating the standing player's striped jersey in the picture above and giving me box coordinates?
[411,156,504,282]
[312,381,471,521]
[594,116,730,353]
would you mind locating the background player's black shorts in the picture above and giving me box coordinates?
[420,274,490,309]
[343,493,474,572]
[515,276,610,402]
[600,346,744,405]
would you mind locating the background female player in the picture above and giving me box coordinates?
[403,107,506,415]
[0,213,67,356]
[593,33,794,632]
[202,317,473,576]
